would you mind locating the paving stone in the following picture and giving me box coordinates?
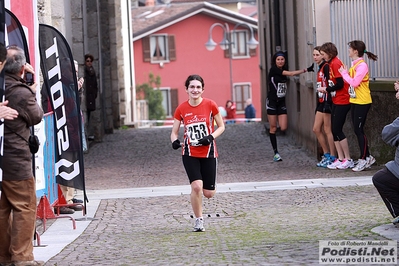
[43,123,391,265]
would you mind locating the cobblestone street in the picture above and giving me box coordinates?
[42,123,393,265]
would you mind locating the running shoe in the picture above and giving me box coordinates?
[317,156,328,167]
[336,159,354,169]
[273,153,282,162]
[393,216,399,225]
[327,159,342,169]
[320,156,334,168]
[365,155,376,168]
[193,218,205,232]
[352,159,367,172]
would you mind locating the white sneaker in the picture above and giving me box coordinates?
[365,155,376,168]
[352,159,367,172]
[327,159,342,169]
[193,218,205,232]
[337,159,354,169]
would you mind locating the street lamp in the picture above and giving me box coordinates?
[205,22,259,100]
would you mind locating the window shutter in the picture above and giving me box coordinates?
[168,35,176,61]
[171,88,178,113]
[142,36,151,62]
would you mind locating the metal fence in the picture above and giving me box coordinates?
[330,0,399,79]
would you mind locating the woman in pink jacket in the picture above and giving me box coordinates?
[339,40,378,172]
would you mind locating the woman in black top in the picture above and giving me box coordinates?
[266,51,307,162]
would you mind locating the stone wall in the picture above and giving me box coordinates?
[344,82,399,165]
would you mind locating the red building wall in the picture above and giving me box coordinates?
[133,14,261,120]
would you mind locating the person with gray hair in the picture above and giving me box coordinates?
[0,45,44,266]
[0,43,18,120]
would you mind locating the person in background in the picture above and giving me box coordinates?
[225,100,236,124]
[309,46,336,168]
[266,51,308,162]
[170,74,225,232]
[317,42,353,170]
[373,84,399,224]
[0,43,18,120]
[245,98,256,122]
[74,60,87,153]
[84,54,98,140]
[339,40,377,172]
[0,46,44,266]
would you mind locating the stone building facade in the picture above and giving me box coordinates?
[37,0,136,142]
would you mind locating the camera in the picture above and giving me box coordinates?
[25,72,34,85]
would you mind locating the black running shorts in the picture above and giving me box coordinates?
[182,156,217,190]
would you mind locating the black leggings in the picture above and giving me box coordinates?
[351,103,371,159]
[331,104,351,141]
[372,168,399,218]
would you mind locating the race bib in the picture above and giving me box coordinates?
[187,122,208,146]
[328,80,336,97]
[277,83,287,98]
[348,85,356,98]
[316,82,323,98]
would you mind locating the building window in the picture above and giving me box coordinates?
[232,30,248,58]
[225,30,256,59]
[234,83,251,111]
[160,87,178,117]
[160,87,171,117]
[151,35,167,61]
[142,35,176,63]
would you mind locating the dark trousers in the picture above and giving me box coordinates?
[372,167,399,218]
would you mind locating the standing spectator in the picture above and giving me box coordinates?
[244,98,256,122]
[339,40,377,172]
[0,44,18,120]
[225,100,236,124]
[0,46,44,266]
[309,46,336,168]
[170,74,225,232]
[74,60,87,153]
[84,54,98,139]
[317,42,353,170]
[266,51,307,162]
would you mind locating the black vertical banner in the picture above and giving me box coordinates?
[38,24,86,202]
[0,0,5,191]
[5,9,30,62]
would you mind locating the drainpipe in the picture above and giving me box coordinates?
[273,0,281,51]
[96,0,106,134]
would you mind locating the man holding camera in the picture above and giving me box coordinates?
[0,46,44,266]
